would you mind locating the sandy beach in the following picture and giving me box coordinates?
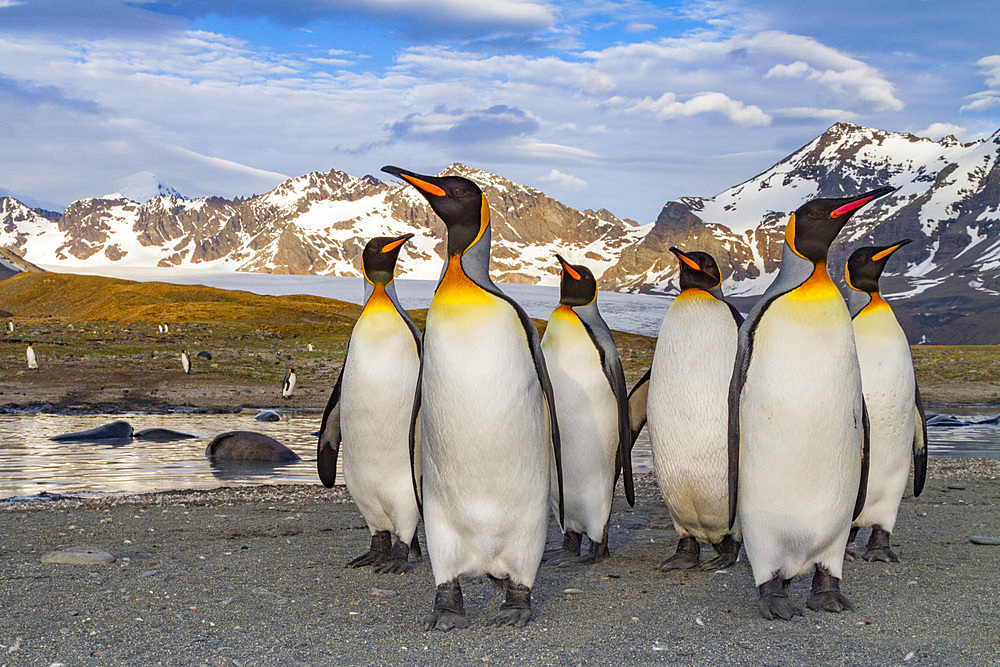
[1,461,998,666]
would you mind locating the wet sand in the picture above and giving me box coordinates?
[1,460,998,666]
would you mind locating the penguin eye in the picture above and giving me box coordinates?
[453,187,467,197]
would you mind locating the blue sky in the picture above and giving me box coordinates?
[0,0,997,221]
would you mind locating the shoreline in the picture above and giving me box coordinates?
[2,464,998,665]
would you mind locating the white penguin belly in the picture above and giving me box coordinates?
[340,307,421,543]
[739,289,863,585]
[853,307,914,533]
[421,295,549,587]
[541,308,617,541]
[648,292,736,544]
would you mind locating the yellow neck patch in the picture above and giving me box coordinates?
[786,263,839,302]
[550,304,579,323]
[361,283,396,315]
[858,292,892,317]
[433,255,494,307]
[785,213,808,260]
[674,288,714,303]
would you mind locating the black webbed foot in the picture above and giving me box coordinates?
[373,537,411,574]
[487,581,531,628]
[861,525,900,563]
[700,535,740,571]
[347,530,391,568]
[758,576,802,620]
[423,580,468,632]
[658,535,700,571]
[543,531,582,565]
[806,566,853,613]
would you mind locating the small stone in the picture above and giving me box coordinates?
[905,651,916,661]
[372,588,398,597]
[695,617,704,626]
[42,549,116,565]
[947,483,967,490]
[140,570,158,578]
[563,588,584,595]
[970,536,1000,545]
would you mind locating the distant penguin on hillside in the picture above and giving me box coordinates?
[180,349,191,374]
[282,368,296,398]
[163,324,169,334]
[7,321,13,333]
[845,239,927,562]
[541,254,633,566]
[26,343,38,370]
[307,343,314,352]
[630,247,743,572]
[317,233,422,575]
[157,324,163,334]
[729,186,894,620]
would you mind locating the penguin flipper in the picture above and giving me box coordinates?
[912,380,928,497]
[852,399,871,521]
[725,301,745,328]
[317,353,347,489]
[727,337,748,530]
[409,362,424,515]
[627,369,650,445]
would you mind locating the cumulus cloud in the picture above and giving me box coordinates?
[388,105,540,144]
[915,122,967,140]
[961,55,1000,112]
[628,91,771,125]
[538,168,587,191]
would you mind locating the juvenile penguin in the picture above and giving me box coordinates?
[317,233,422,574]
[845,239,927,562]
[541,255,633,566]
[180,349,191,374]
[382,165,563,631]
[26,343,38,369]
[729,187,893,620]
[631,247,743,572]
[282,368,296,399]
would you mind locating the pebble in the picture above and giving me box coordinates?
[948,483,967,490]
[41,548,116,565]
[969,536,1000,545]
[372,588,398,597]
[140,570,158,577]
[563,588,584,595]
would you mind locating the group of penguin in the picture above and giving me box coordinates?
[315,166,927,630]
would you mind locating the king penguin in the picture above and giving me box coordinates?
[180,349,191,374]
[381,165,563,631]
[630,247,743,572]
[282,368,296,399]
[26,343,38,370]
[317,233,422,574]
[845,239,927,562]
[729,186,894,620]
[540,254,633,566]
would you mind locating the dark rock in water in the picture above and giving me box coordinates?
[255,410,281,422]
[310,430,320,437]
[975,414,1000,425]
[197,351,213,360]
[133,428,197,442]
[970,536,1000,545]
[926,415,967,428]
[205,431,301,461]
[51,421,133,442]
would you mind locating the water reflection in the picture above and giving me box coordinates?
[0,406,997,500]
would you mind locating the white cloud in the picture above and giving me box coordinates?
[962,55,1000,112]
[625,22,655,33]
[539,168,587,191]
[915,122,967,140]
[773,107,857,121]
[628,91,771,126]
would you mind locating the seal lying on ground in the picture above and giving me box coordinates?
[134,428,197,442]
[254,410,281,422]
[205,431,301,462]
[50,421,134,442]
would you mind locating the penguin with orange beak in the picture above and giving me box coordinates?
[629,247,743,572]
[540,254,633,566]
[317,233,422,575]
[729,187,894,620]
[845,239,927,562]
[382,165,563,631]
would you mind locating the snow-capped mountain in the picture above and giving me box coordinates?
[1,122,998,342]
[102,171,184,203]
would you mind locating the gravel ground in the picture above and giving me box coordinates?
[1,463,998,666]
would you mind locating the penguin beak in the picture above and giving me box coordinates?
[871,238,912,262]
[669,246,701,271]
[381,166,446,197]
[830,186,896,219]
[555,254,581,280]
[381,233,414,254]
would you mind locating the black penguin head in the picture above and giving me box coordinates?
[670,247,721,291]
[786,186,895,263]
[362,233,413,285]
[288,367,295,374]
[845,238,912,293]
[381,166,488,256]
[555,254,597,306]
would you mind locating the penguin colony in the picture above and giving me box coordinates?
[318,166,928,630]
